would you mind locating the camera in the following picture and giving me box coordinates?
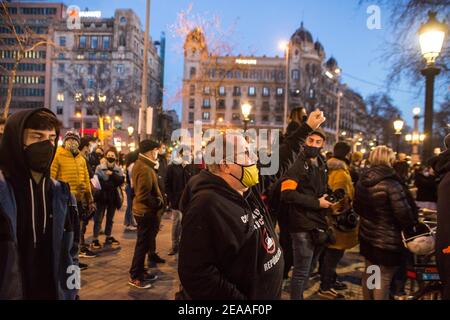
[334,209,359,232]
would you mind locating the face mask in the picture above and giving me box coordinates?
[65,141,79,154]
[303,145,321,159]
[106,157,116,164]
[230,164,259,188]
[24,140,54,173]
[423,171,430,177]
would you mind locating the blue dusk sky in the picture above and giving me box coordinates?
[46,0,448,126]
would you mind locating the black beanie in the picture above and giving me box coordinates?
[78,137,92,151]
[333,142,351,160]
[309,128,327,141]
[139,140,160,154]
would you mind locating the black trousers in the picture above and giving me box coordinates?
[319,247,345,290]
[278,217,293,279]
[129,213,160,279]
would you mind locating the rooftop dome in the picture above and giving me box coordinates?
[326,56,338,69]
[314,40,324,53]
[291,22,314,44]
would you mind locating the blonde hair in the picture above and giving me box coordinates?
[369,145,395,167]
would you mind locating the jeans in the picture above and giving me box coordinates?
[319,248,345,290]
[77,202,90,248]
[130,213,160,279]
[291,231,324,300]
[94,202,117,238]
[171,210,182,251]
[362,258,399,300]
[124,184,135,226]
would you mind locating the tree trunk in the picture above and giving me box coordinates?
[2,60,18,119]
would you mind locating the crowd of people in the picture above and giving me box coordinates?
[0,107,449,301]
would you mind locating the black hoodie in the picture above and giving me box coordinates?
[179,170,283,300]
[0,108,60,299]
[432,149,450,299]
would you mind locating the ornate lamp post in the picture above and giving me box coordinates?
[393,117,404,155]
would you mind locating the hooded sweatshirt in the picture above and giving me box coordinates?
[0,108,59,299]
[432,149,450,299]
[178,170,283,300]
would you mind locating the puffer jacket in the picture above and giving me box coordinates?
[354,165,418,253]
[51,147,93,204]
[326,157,358,250]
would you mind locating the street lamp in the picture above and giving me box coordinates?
[393,117,404,155]
[418,11,447,161]
[76,110,84,137]
[279,40,290,132]
[241,102,252,132]
[127,125,134,136]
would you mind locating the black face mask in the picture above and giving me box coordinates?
[303,145,321,159]
[106,157,116,164]
[24,140,54,173]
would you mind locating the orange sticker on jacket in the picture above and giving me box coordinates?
[443,246,450,254]
[281,179,298,192]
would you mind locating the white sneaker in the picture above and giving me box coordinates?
[125,225,137,232]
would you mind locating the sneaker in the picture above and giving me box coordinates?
[105,236,120,247]
[91,239,102,249]
[333,280,348,291]
[79,262,88,271]
[149,253,166,264]
[128,278,152,289]
[143,271,158,282]
[80,247,97,258]
[124,225,137,232]
[318,288,345,300]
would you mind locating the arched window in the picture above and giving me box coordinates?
[119,33,126,46]
[190,67,196,78]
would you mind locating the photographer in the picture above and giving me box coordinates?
[319,142,358,300]
[280,129,333,300]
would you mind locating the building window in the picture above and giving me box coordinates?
[203,86,210,95]
[262,101,270,111]
[58,53,65,59]
[190,67,196,78]
[116,80,124,89]
[275,116,283,123]
[219,86,226,96]
[202,98,210,108]
[230,113,240,122]
[202,112,210,121]
[88,52,96,60]
[73,122,81,129]
[189,84,195,96]
[262,87,270,97]
[100,52,108,60]
[232,99,240,110]
[86,108,94,116]
[117,64,124,74]
[88,64,95,75]
[188,112,194,123]
[79,35,86,48]
[276,87,284,96]
[119,33,126,46]
[218,99,225,109]
[233,86,241,96]
[103,36,111,49]
[189,98,195,109]
[262,115,269,122]
[56,106,63,115]
[91,36,98,49]
[248,86,256,96]
[58,63,65,72]
[57,78,64,88]
[56,92,64,102]
[59,36,66,47]
[87,79,94,88]
[292,69,300,80]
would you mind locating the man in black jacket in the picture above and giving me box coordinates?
[178,109,326,300]
[433,134,450,299]
[165,148,198,255]
[280,129,334,300]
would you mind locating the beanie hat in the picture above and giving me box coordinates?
[64,130,80,144]
[333,142,351,160]
[139,140,160,154]
[309,128,327,141]
[78,136,92,151]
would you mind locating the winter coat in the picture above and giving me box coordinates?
[354,165,418,265]
[94,163,124,206]
[432,149,450,299]
[165,158,199,210]
[51,147,93,204]
[326,157,358,250]
[132,154,165,217]
[414,172,438,203]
